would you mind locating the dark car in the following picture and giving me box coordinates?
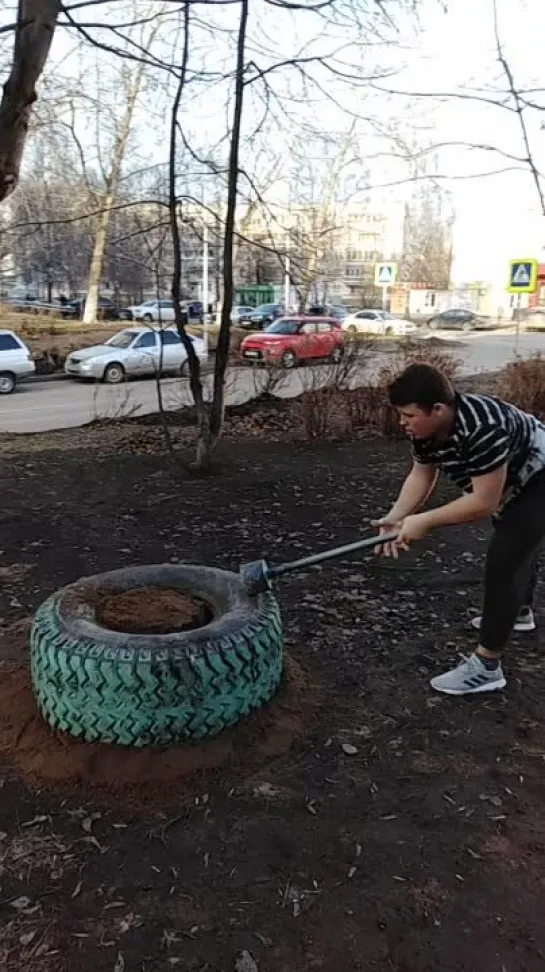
[249,303,283,329]
[186,301,204,324]
[307,304,348,321]
[69,296,120,321]
[231,305,256,326]
[427,309,492,332]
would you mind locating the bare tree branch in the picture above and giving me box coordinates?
[492,0,545,218]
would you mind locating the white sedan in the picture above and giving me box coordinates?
[341,309,417,336]
[65,327,207,383]
[128,299,176,323]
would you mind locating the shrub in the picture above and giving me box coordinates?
[294,339,462,441]
[496,354,545,421]
[350,341,462,438]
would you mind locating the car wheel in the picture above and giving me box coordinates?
[281,350,297,369]
[384,326,393,336]
[462,320,474,332]
[331,345,344,363]
[0,372,16,394]
[30,563,283,745]
[347,324,357,332]
[102,362,125,384]
[428,318,439,330]
[180,359,191,378]
[143,313,154,323]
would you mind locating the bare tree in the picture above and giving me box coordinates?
[0,0,62,203]
[400,153,454,289]
[82,10,164,324]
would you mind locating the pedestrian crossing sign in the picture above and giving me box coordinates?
[507,258,538,294]
[375,262,397,287]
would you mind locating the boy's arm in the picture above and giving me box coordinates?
[372,461,438,557]
[387,461,438,519]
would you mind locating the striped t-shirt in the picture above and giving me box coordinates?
[412,392,545,511]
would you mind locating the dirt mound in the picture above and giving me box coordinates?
[97,586,213,634]
[0,655,314,810]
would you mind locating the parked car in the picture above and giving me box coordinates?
[65,327,207,383]
[240,316,344,368]
[69,296,120,321]
[248,303,284,329]
[125,299,204,325]
[307,304,348,321]
[231,305,256,326]
[127,299,176,323]
[521,307,545,330]
[341,309,417,337]
[0,330,35,394]
[427,309,492,331]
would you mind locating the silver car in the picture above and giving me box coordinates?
[0,330,36,394]
[65,327,207,383]
[127,299,176,323]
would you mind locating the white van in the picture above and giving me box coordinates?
[0,330,36,394]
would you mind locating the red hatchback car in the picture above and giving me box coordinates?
[239,316,344,368]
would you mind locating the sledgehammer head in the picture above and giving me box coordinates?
[239,559,272,596]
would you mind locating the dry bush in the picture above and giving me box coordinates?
[298,345,363,439]
[344,384,400,438]
[248,361,290,398]
[297,339,461,441]
[496,354,545,420]
[361,341,462,438]
[376,340,462,386]
[299,385,352,439]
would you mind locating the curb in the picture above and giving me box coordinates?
[26,372,69,383]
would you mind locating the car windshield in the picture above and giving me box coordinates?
[256,304,276,313]
[377,312,395,320]
[264,319,299,335]
[107,330,138,349]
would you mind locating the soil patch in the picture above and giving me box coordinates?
[96,586,213,634]
[1,437,545,971]
[0,655,313,810]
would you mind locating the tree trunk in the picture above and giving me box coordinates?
[82,75,142,326]
[206,0,249,451]
[168,4,210,461]
[0,0,61,203]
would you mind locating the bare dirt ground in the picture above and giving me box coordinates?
[1,416,545,971]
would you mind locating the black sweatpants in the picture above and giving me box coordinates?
[480,469,545,653]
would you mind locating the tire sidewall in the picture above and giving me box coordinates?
[0,372,15,394]
[30,564,284,745]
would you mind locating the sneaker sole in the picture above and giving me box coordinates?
[471,617,536,633]
[430,677,507,696]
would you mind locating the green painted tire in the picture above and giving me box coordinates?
[30,564,283,747]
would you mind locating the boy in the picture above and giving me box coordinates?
[374,363,545,695]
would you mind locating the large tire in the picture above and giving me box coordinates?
[30,564,283,747]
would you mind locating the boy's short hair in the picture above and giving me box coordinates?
[388,364,455,412]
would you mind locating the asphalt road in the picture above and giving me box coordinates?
[2,329,545,434]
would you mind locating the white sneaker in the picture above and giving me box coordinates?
[471,607,536,633]
[430,653,506,696]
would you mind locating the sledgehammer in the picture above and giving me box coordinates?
[240,531,399,596]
